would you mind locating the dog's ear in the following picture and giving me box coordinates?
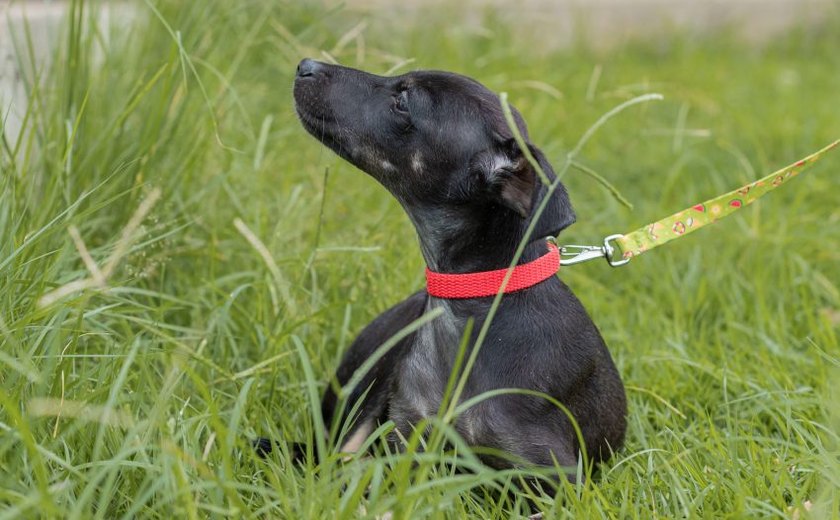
[530,146,576,236]
[469,139,576,233]
[473,138,536,218]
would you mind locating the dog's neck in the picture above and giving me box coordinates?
[404,203,546,274]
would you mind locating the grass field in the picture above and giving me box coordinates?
[2,0,840,518]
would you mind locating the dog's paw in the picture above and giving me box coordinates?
[251,437,310,462]
[251,437,276,458]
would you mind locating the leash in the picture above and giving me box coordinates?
[558,139,840,267]
[425,139,838,299]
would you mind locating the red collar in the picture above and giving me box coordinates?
[425,242,560,299]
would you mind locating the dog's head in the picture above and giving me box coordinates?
[294,59,575,269]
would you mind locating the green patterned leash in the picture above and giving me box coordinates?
[557,139,840,267]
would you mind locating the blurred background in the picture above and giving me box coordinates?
[3,0,838,140]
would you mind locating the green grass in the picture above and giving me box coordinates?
[2,0,840,517]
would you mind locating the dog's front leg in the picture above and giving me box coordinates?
[320,291,427,457]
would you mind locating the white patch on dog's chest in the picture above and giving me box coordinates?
[396,301,470,425]
[401,323,444,418]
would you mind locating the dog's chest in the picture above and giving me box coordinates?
[389,303,484,442]
[400,319,456,411]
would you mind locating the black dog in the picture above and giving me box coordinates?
[283,59,626,480]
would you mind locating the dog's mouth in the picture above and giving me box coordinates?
[293,75,337,127]
[294,101,361,167]
[293,92,342,143]
[295,105,334,135]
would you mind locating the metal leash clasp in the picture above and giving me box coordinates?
[554,234,630,267]
[558,244,605,265]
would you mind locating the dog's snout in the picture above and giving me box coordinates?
[296,58,323,79]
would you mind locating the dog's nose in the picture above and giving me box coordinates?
[296,59,322,78]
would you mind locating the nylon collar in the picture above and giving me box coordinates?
[425,242,560,299]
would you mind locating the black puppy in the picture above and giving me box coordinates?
[286,59,626,479]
